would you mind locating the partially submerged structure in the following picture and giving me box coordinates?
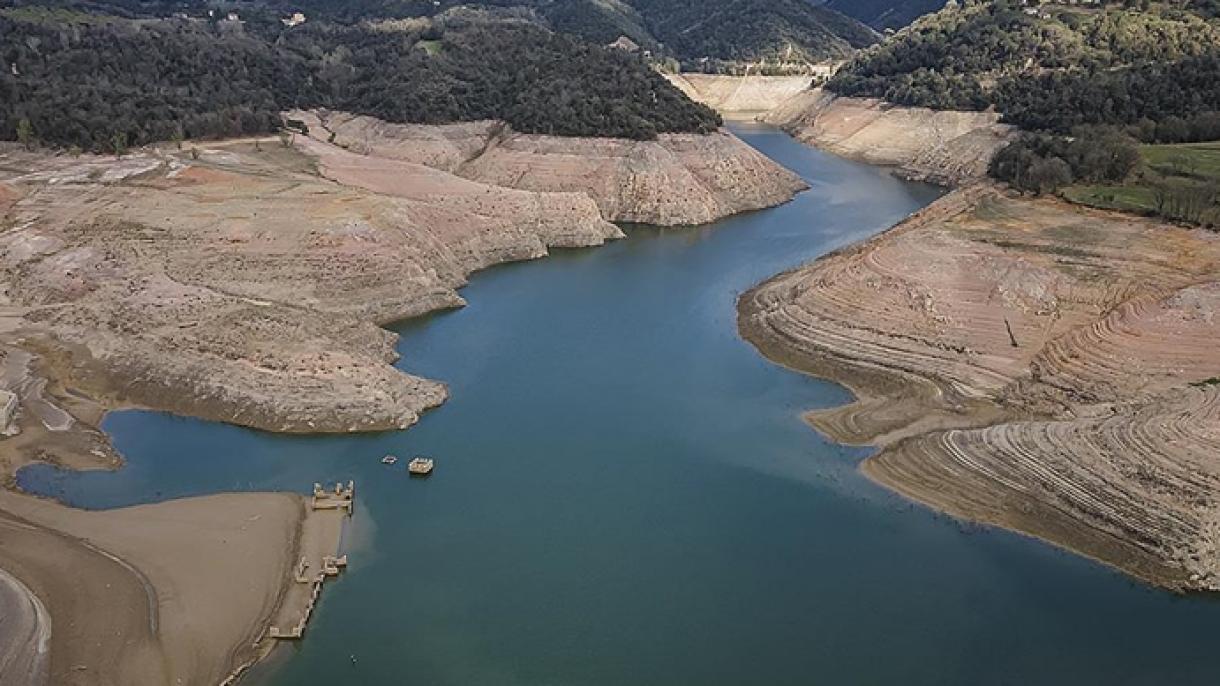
[268,482,353,639]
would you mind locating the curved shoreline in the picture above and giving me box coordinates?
[0,117,806,684]
[737,183,1220,592]
[697,76,1220,591]
[1,114,805,443]
[0,491,305,684]
[737,282,1193,590]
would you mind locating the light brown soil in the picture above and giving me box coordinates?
[294,110,809,226]
[739,184,1220,590]
[663,74,815,116]
[0,138,624,436]
[0,490,303,685]
[0,342,120,483]
[1,117,800,438]
[762,90,1015,186]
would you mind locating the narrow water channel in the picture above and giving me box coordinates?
[19,123,1220,685]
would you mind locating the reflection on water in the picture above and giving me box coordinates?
[18,124,1220,686]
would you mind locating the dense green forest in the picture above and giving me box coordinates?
[461,0,879,72]
[989,129,1141,194]
[826,0,1220,140]
[539,0,660,54]
[824,0,946,31]
[12,0,879,70]
[471,0,880,72]
[0,4,721,151]
[625,0,877,69]
[820,0,1220,225]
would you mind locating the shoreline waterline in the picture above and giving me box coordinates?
[17,124,1220,685]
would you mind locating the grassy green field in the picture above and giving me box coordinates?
[1142,142,1220,179]
[1062,142,1220,227]
[1061,184,1160,214]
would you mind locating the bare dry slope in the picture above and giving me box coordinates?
[762,89,1015,186]
[739,185,1220,590]
[0,490,302,686]
[2,112,801,446]
[294,110,808,226]
[0,139,619,435]
[663,74,815,116]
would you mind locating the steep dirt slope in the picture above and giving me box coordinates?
[664,74,815,116]
[762,89,1014,186]
[295,110,808,226]
[0,140,619,436]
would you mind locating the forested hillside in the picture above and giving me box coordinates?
[823,0,946,31]
[826,0,1220,138]
[0,4,720,151]
[625,0,878,69]
[470,0,879,72]
[539,0,660,53]
[13,0,879,71]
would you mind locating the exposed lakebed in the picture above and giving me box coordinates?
[19,124,1220,685]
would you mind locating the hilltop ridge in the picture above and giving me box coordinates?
[826,0,1220,136]
[0,4,720,151]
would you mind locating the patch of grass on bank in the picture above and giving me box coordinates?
[1062,142,1220,228]
[1062,184,1158,213]
[1142,142,1220,180]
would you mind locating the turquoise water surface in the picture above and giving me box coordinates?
[19,124,1220,685]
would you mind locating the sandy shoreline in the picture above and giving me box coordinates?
[0,490,306,685]
[738,183,1220,591]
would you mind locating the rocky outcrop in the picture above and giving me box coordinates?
[292,115,496,173]
[294,110,808,226]
[739,185,1220,590]
[663,73,815,116]
[762,89,1015,186]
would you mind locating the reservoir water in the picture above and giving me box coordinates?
[19,123,1220,685]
